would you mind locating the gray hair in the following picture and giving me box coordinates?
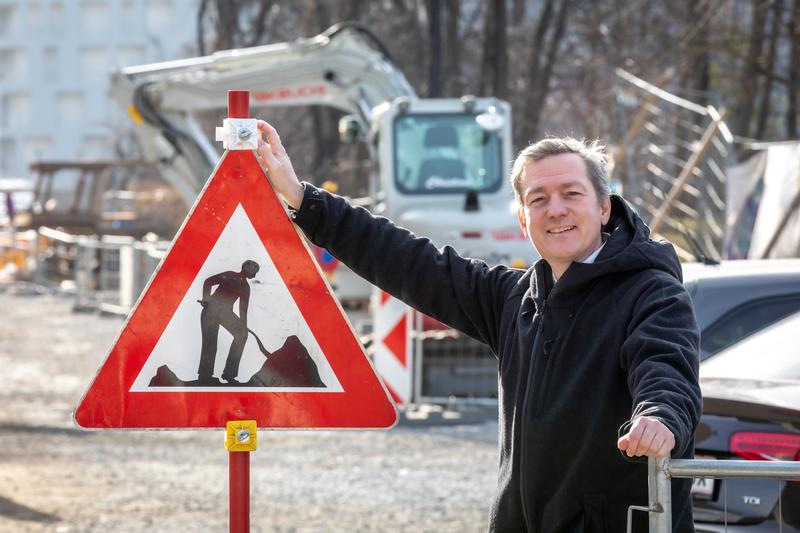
[510,137,611,203]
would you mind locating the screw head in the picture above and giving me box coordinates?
[236,429,250,443]
[237,127,253,141]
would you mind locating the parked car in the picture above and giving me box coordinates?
[683,259,800,361]
[693,311,800,532]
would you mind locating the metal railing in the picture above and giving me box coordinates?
[631,456,800,532]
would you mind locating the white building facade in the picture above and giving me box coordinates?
[0,0,199,178]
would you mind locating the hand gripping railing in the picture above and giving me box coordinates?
[627,456,800,533]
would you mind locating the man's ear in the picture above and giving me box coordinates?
[600,196,611,226]
[516,205,529,240]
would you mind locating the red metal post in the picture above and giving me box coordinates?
[229,450,250,533]
[228,90,250,118]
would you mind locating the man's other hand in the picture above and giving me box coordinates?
[256,120,304,209]
[617,416,675,458]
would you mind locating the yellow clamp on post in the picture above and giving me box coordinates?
[225,420,258,452]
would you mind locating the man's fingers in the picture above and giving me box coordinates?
[633,425,657,456]
[619,417,677,458]
[257,120,284,153]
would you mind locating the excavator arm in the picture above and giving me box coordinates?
[110,23,418,205]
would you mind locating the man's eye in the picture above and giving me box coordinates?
[566,191,581,197]
[529,197,544,205]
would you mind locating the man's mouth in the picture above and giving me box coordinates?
[547,225,576,234]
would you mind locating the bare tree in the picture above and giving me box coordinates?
[755,0,785,139]
[427,0,443,97]
[478,0,508,99]
[522,0,571,139]
[734,0,769,139]
[443,0,462,96]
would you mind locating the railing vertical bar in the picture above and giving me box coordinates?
[649,457,671,533]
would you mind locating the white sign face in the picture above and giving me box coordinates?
[130,205,342,393]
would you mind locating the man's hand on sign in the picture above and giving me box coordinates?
[617,416,675,458]
[256,120,305,210]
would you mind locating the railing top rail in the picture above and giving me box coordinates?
[663,457,800,480]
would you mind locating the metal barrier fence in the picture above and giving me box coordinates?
[635,456,800,532]
[35,228,168,314]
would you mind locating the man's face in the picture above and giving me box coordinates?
[516,153,611,276]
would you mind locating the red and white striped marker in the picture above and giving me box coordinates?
[372,290,414,405]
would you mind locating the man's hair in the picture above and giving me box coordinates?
[510,137,611,203]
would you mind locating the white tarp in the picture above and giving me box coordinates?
[724,143,800,259]
[748,143,800,258]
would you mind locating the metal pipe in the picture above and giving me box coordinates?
[666,459,800,479]
[648,457,671,533]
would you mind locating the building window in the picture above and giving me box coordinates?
[0,49,29,84]
[44,48,59,82]
[121,0,141,26]
[49,2,65,37]
[27,2,44,33]
[80,47,108,81]
[81,1,108,33]
[0,139,15,175]
[0,5,19,36]
[2,94,31,129]
[57,92,84,127]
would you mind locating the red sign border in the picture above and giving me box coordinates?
[74,150,397,429]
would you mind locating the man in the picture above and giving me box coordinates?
[256,120,701,532]
[197,260,260,385]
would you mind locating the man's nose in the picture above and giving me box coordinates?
[546,196,568,218]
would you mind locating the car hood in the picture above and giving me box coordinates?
[701,377,800,428]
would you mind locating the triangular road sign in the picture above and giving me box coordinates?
[74,150,397,429]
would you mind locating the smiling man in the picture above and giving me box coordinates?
[257,124,702,533]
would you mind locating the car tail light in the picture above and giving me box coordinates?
[730,432,800,461]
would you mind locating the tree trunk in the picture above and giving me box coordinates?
[214,0,240,51]
[427,0,443,97]
[197,0,209,55]
[788,0,800,137]
[245,0,272,47]
[493,0,508,99]
[444,0,462,96]
[756,0,784,140]
[734,0,769,139]
[524,0,570,138]
[512,0,526,25]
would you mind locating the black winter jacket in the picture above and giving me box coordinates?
[291,184,702,533]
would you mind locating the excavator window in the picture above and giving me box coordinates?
[393,114,502,195]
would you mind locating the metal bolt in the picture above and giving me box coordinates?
[236,429,250,443]
[237,127,253,141]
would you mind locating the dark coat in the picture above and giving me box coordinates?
[292,184,702,533]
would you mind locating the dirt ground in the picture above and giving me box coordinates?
[0,286,499,532]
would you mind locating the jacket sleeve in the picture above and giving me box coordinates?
[618,272,702,457]
[289,183,520,353]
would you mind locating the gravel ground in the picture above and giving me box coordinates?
[0,286,500,532]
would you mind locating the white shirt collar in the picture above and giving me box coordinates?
[552,238,607,282]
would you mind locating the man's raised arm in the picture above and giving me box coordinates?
[254,120,520,353]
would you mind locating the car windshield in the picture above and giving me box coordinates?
[700,311,800,380]
[393,114,502,194]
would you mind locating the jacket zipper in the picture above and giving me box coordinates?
[519,301,546,531]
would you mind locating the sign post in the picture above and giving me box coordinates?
[225,420,257,533]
